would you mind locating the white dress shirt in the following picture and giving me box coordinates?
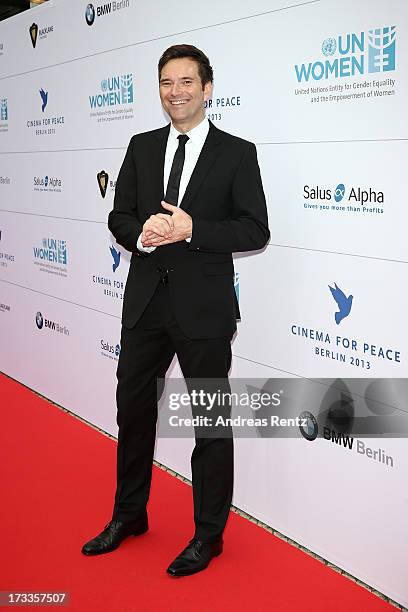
[137,117,210,253]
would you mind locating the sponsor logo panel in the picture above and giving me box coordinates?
[33,175,62,193]
[302,182,385,217]
[290,283,401,372]
[99,338,121,361]
[92,245,124,301]
[85,1,130,26]
[0,230,15,269]
[26,89,65,137]
[33,237,68,277]
[35,310,69,335]
[88,74,134,124]
[294,25,397,105]
[29,22,54,48]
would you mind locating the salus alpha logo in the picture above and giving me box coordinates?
[35,311,69,336]
[85,0,130,26]
[0,42,4,57]
[26,89,65,137]
[303,182,384,216]
[294,26,396,104]
[0,302,11,314]
[29,22,54,48]
[0,176,10,186]
[89,74,134,124]
[33,175,62,193]
[92,244,124,300]
[100,339,121,362]
[0,230,15,269]
[96,170,116,197]
[33,237,68,277]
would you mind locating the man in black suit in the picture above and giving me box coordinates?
[82,44,269,576]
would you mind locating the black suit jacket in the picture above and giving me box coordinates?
[108,121,270,339]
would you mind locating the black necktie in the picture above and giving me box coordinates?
[165,134,189,205]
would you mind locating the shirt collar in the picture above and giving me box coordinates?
[169,117,209,146]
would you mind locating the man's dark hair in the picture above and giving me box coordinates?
[158,44,213,88]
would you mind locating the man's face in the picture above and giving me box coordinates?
[159,57,212,131]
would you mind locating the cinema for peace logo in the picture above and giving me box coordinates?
[290,282,401,372]
[328,283,353,325]
[295,25,396,82]
[91,244,124,301]
[26,89,65,137]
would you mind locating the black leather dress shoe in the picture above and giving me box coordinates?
[81,518,148,556]
[166,537,223,577]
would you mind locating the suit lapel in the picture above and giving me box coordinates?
[179,122,222,212]
[148,124,170,213]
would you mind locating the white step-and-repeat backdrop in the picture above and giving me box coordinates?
[1,0,407,605]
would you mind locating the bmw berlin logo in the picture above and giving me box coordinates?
[36,311,44,329]
[299,411,318,441]
[85,4,95,25]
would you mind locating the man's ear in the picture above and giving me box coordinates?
[203,80,213,102]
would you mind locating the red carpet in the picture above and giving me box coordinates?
[0,373,393,611]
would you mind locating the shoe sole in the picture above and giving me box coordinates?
[81,526,148,556]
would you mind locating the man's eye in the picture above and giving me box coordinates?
[183,80,192,85]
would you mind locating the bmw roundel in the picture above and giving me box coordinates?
[299,411,318,441]
[85,3,95,25]
[36,311,44,329]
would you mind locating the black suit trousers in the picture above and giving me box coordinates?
[112,280,234,542]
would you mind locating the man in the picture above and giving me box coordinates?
[82,44,269,576]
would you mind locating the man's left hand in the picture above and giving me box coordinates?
[142,201,193,247]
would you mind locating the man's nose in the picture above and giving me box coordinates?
[170,82,183,96]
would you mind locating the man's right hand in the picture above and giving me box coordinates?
[141,213,174,247]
